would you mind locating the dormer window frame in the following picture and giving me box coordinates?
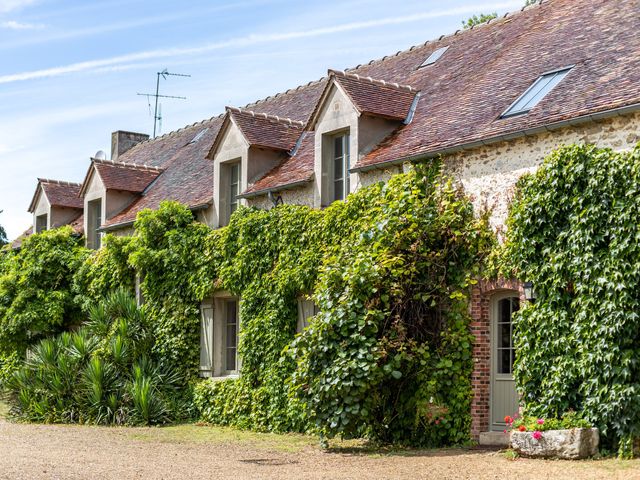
[332,131,351,202]
[35,213,48,233]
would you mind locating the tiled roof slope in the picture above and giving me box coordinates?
[102,80,327,229]
[228,107,304,151]
[327,70,417,121]
[93,160,163,193]
[350,0,640,169]
[105,0,639,226]
[28,179,83,212]
[242,132,315,196]
[103,118,221,228]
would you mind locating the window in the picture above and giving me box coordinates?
[419,46,448,67]
[297,297,319,333]
[220,161,241,227]
[229,163,240,216]
[496,297,519,374]
[35,214,47,233]
[224,299,238,373]
[87,198,102,250]
[501,67,572,118]
[200,295,240,378]
[333,133,350,201]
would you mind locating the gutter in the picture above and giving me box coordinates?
[237,176,313,200]
[99,202,213,232]
[351,102,640,173]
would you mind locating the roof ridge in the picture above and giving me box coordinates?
[91,158,164,172]
[37,178,81,187]
[226,106,305,127]
[328,69,416,92]
[346,0,546,72]
[242,78,326,110]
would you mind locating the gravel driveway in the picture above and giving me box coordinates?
[1,417,639,480]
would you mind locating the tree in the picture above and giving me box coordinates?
[461,12,497,29]
[0,210,7,247]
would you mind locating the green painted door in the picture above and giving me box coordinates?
[491,293,520,431]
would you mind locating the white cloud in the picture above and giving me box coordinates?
[0,1,522,84]
[1,19,43,29]
[0,0,37,13]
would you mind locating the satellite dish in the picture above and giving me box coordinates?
[94,150,107,160]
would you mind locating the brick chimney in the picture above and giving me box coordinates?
[111,131,150,161]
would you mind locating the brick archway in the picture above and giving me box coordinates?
[469,278,524,440]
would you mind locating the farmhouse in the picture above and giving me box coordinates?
[19,0,640,442]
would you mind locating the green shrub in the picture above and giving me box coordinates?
[500,144,640,454]
[8,289,188,425]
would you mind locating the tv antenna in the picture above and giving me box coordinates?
[137,69,190,138]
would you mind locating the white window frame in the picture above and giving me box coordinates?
[332,132,350,202]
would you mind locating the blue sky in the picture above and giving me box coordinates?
[0,0,523,239]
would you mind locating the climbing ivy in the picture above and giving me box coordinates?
[5,163,492,446]
[499,144,640,454]
[0,227,88,386]
[196,163,493,444]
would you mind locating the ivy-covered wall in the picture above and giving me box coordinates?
[499,144,640,454]
[1,162,492,446]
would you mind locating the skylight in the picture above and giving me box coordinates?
[188,128,209,144]
[419,46,449,67]
[501,67,573,118]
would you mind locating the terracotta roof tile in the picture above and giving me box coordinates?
[93,160,163,193]
[242,132,315,196]
[352,0,640,169]
[28,179,83,212]
[229,107,304,151]
[329,70,417,121]
[96,0,640,223]
[102,119,221,229]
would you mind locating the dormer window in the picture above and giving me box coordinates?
[229,162,240,216]
[332,132,350,202]
[501,67,573,118]
[35,214,47,233]
[220,161,241,226]
[87,198,102,250]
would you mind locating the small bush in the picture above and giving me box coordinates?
[8,289,189,425]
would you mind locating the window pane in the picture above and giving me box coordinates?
[334,180,344,201]
[499,348,512,374]
[225,300,237,371]
[334,136,343,159]
[499,323,511,348]
[503,68,571,116]
[334,157,343,180]
[499,299,511,323]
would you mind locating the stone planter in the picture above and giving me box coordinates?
[510,428,599,459]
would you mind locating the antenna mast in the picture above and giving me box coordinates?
[137,69,190,138]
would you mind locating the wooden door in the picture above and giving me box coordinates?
[490,293,520,431]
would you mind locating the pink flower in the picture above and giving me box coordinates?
[537,419,545,425]
[532,431,543,440]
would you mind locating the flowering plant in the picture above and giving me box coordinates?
[505,411,591,441]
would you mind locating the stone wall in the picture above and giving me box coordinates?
[444,112,640,234]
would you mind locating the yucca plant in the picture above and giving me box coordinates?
[8,289,187,426]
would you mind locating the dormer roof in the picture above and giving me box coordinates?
[240,132,315,198]
[28,179,83,213]
[79,159,164,197]
[207,107,305,159]
[305,69,419,130]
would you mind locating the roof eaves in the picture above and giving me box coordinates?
[352,102,640,173]
[238,175,314,199]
